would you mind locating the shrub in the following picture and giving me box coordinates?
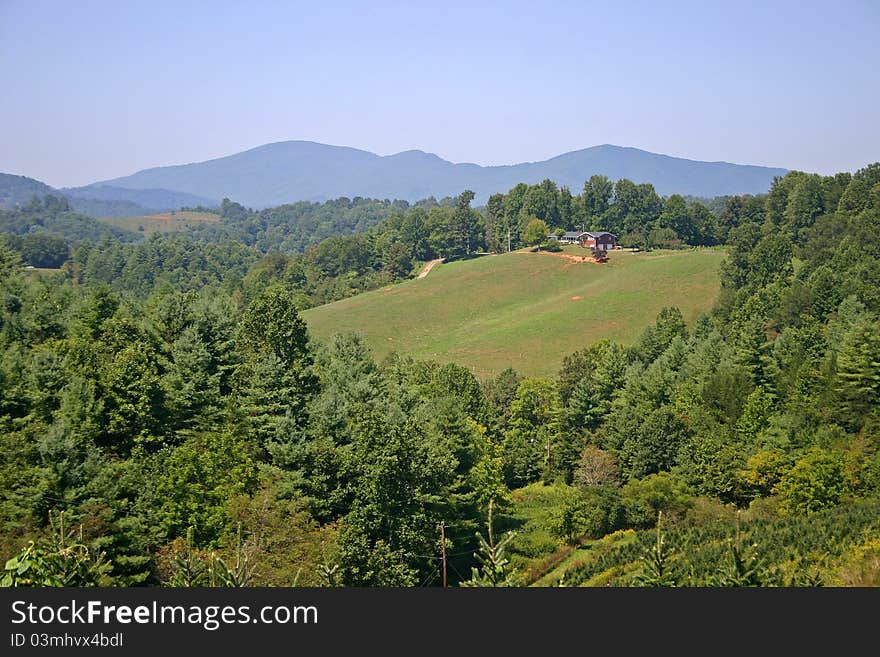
[774,448,847,514]
[622,472,694,527]
[550,486,624,543]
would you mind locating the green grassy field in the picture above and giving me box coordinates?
[302,247,725,378]
[99,210,219,235]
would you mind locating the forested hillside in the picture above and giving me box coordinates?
[0,196,139,268]
[62,185,217,217]
[0,173,214,218]
[0,174,56,209]
[1,163,878,587]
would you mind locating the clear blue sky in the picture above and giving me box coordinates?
[1,0,878,187]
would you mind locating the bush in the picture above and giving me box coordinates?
[550,486,624,543]
[831,537,880,586]
[774,448,847,514]
[683,497,738,527]
[622,472,694,528]
[744,495,783,520]
[1,511,112,587]
[538,240,562,252]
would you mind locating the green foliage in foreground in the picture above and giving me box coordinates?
[2,511,111,587]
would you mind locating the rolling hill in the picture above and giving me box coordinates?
[0,173,57,208]
[0,172,216,218]
[89,141,788,208]
[61,184,218,216]
[302,247,726,378]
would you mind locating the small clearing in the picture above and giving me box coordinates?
[99,211,220,235]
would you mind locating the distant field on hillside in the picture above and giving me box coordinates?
[99,210,219,235]
[302,247,726,378]
[21,266,63,276]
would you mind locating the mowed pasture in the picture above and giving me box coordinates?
[303,247,726,378]
[99,211,220,235]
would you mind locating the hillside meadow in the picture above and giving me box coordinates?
[303,246,726,377]
[99,210,219,235]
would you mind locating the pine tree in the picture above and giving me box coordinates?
[710,514,773,586]
[461,500,519,587]
[236,284,318,450]
[835,318,880,428]
[633,511,676,587]
[165,525,255,587]
[736,386,774,444]
[164,325,222,431]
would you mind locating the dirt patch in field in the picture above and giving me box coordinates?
[516,250,601,264]
[417,258,445,279]
[570,295,583,300]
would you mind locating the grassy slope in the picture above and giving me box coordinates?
[303,247,726,377]
[99,211,219,235]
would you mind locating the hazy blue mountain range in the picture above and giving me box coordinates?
[62,184,217,215]
[0,173,57,208]
[88,141,789,208]
[0,173,216,218]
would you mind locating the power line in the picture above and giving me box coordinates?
[439,521,447,589]
[405,549,475,560]
[448,561,468,584]
[419,565,440,588]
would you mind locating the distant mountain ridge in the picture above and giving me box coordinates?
[87,141,789,208]
[0,173,216,218]
[62,184,217,212]
[0,173,56,208]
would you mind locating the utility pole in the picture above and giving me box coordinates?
[545,438,552,480]
[439,521,447,589]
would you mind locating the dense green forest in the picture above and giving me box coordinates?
[1,163,878,587]
[0,195,137,259]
